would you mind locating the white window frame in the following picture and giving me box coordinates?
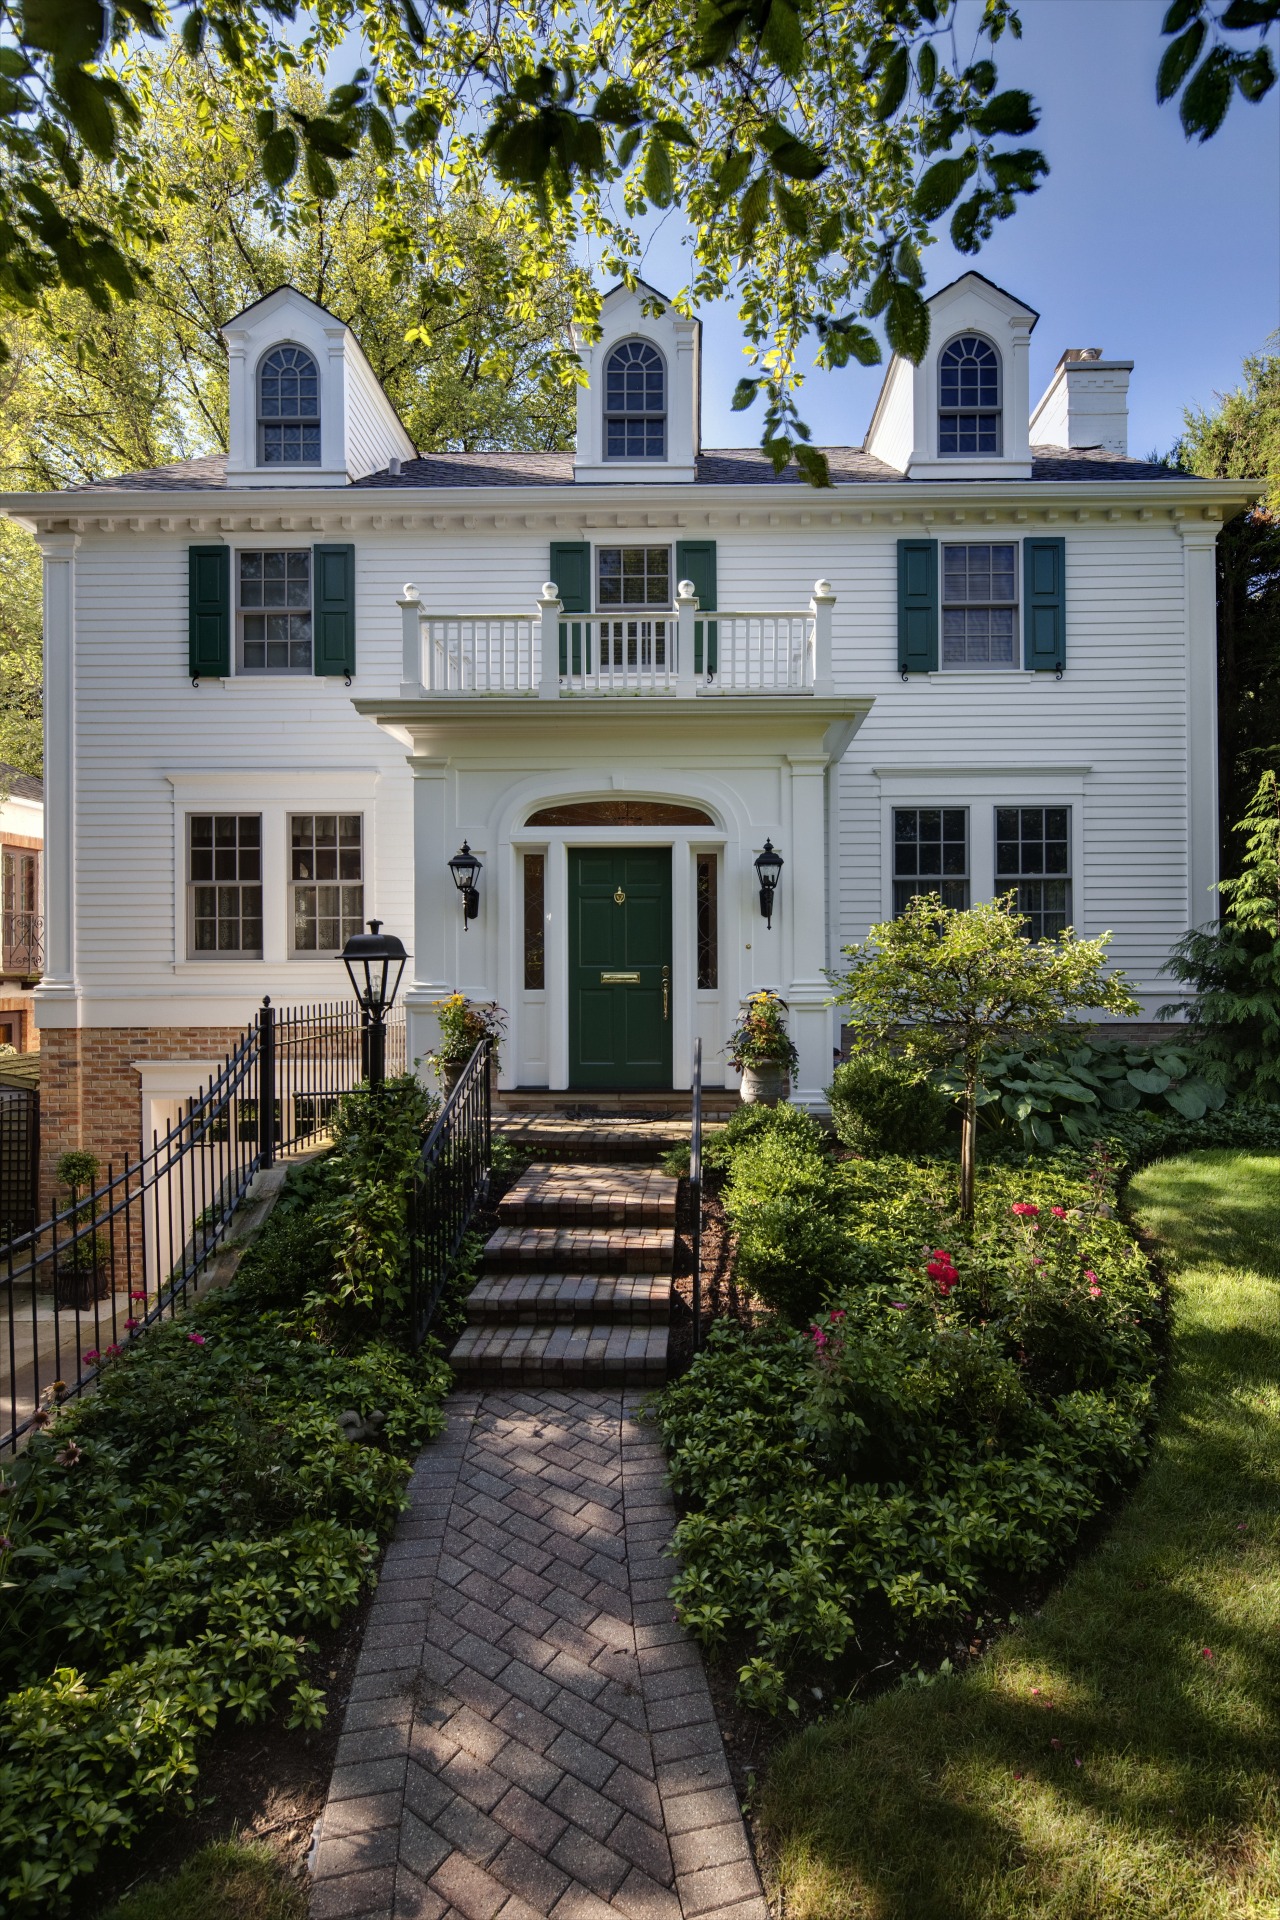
[602,339,667,462]
[289,811,366,955]
[940,541,1020,672]
[186,811,264,961]
[256,341,321,467]
[937,331,1003,458]
[236,546,314,676]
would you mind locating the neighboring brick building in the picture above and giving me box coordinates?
[0,763,42,1057]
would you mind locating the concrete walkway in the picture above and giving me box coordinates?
[309,1389,767,1920]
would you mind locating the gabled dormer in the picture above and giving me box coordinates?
[572,280,700,484]
[221,285,415,487]
[865,272,1038,481]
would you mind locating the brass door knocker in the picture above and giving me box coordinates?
[662,964,670,1020]
[613,887,626,904]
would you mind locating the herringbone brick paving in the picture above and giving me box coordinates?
[310,1390,765,1920]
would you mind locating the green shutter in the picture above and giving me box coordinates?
[550,540,591,675]
[1024,537,1066,672]
[676,538,718,674]
[188,545,230,679]
[898,539,938,674]
[313,544,356,677]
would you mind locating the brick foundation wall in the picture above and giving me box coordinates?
[38,1024,248,1202]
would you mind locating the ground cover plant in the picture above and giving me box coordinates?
[0,1079,451,1915]
[756,1149,1280,1918]
[655,1108,1162,1714]
[99,1840,304,1920]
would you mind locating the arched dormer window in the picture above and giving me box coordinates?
[604,340,665,459]
[258,344,321,465]
[938,333,1001,456]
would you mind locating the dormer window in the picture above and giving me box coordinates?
[604,341,665,459]
[938,333,1001,455]
[258,344,320,464]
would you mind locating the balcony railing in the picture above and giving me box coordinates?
[400,579,835,699]
[1,912,42,977]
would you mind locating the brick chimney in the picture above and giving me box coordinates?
[1030,347,1133,457]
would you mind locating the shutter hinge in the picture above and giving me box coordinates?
[344,670,352,687]
[192,673,200,688]
[1055,663,1064,681]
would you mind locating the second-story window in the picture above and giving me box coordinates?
[604,341,665,458]
[258,344,320,464]
[943,544,1017,669]
[938,333,1001,455]
[291,814,364,952]
[239,550,312,673]
[596,546,671,670]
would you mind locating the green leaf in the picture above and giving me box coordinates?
[885,284,929,363]
[818,318,881,368]
[761,0,805,77]
[653,116,698,148]
[737,171,770,241]
[402,101,444,147]
[19,0,105,65]
[1152,1050,1189,1076]
[303,147,338,199]
[616,126,643,167]
[918,42,937,96]
[260,126,298,192]
[794,442,832,488]
[180,9,205,56]
[642,136,674,206]
[1127,1068,1172,1094]
[1181,46,1235,136]
[773,177,809,236]
[57,66,120,162]
[731,377,761,411]
[1166,1082,1209,1119]
[593,80,645,124]
[863,265,893,317]
[1220,0,1275,25]
[1157,19,1207,102]
[764,133,828,180]
[1162,0,1201,29]
[913,151,977,220]
[303,116,358,161]
[716,148,753,195]
[875,45,910,120]
[970,89,1038,137]
[1236,46,1276,102]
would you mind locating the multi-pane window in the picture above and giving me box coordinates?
[239,550,312,672]
[938,333,1001,455]
[604,341,665,458]
[258,344,320,464]
[291,814,363,952]
[996,807,1072,939]
[696,854,718,990]
[189,815,262,955]
[942,544,1017,669]
[893,808,969,915]
[523,853,545,990]
[597,546,671,670]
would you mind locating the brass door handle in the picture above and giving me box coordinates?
[662,964,670,1021]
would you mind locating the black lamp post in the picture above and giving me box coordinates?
[754,840,784,929]
[340,919,408,1087]
[449,842,482,930]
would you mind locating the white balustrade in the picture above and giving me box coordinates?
[398,579,835,698]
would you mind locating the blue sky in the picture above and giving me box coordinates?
[597,0,1280,456]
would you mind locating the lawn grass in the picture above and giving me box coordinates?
[758,1150,1280,1919]
[97,1842,305,1920]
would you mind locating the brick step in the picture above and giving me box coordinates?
[496,1162,677,1228]
[481,1224,675,1275]
[449,1321,669,1388]
[493,1118,724,1161]
[466,1271,671,1324]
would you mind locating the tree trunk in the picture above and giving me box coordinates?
[960,1087,977,1220]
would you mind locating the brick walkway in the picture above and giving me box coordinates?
[309,1389,766,1920]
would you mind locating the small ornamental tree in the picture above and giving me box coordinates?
[830,893,1138,1217]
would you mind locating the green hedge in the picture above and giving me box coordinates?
[0,1089,451,1914]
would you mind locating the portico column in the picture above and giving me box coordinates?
[404,755,451,1080]
[785,752,833,1109]
[1182,521,1220,930]
[37,533,79,1006]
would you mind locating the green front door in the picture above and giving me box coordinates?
[569,848,672,1089]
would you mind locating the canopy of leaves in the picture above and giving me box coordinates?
[0,0,1052,482]
[831,893,1140,1085]
[1156,0,1278,142]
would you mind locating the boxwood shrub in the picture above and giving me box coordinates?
[657,1139,1162,1713]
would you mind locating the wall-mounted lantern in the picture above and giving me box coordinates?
[754,840,784,929]
[340,919,408,1087]
[449,842,482,930]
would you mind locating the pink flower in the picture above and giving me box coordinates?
[890,1302,910,1311]
[130,1289,147,1301]
[1050,1206,1067,1218]
[124,1317,139,1331]
[187,1332,207,1346]
[1084,1270,1099,1282]
[1012,1203,1040,1218]
[829,1309,846,1321]
[1088,1284,1102,1299]
[810,1327,827,1348]
[104,1343,123,1358]
[1202,1647,1214,1660]
[81,1349,100,1365]
[930,1248,952,1263]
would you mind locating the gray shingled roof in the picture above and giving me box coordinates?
[61,444,1193,493]
[0,763,43,802]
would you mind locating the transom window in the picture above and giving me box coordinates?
[597,546,670,609]
[604,341,665,459]
[258,344,320,465]
[291,814,364,952]
[943,544,1017,669]
[996,807,1072,939]
[938,333,1001,455]
[239,550,312,673]
[189,815,262,956]
[893,808,970,914]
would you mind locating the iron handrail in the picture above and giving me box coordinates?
[406,1038,492,1346]
[690,1036,703,1353]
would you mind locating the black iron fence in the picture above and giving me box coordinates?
[407,1039,491,1346]
[0,1083,38,1243]
[690,1037,704,1352]
[1,996,406,1453]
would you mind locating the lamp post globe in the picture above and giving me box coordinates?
[339,919,408,1087]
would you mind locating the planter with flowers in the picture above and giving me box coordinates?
[728,990,800,1105]
[428,993,507,1096]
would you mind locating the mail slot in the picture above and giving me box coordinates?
[600,970,641,984]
